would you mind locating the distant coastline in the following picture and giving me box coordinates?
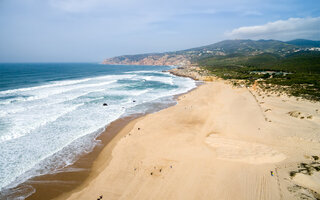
[102,54,191,66]
[102,39,320,101]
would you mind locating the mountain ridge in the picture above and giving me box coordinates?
[102,39,320,66]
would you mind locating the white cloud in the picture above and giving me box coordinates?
[226,17,320,40]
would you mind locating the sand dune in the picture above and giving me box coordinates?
[205,134,286,164]
[58,81,320,200]
[293,172,320,194]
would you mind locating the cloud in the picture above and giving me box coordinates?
[226,17,320,40]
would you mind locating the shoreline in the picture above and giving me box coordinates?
[20,115,163,199]
[6,79,199,200]
[54,116,143,200]
[22,114,142,200]
[58,77,320,200]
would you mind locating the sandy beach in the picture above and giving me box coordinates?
[2,2,320,199]
[56,80,320,200]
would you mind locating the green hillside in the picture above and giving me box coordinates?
[184,39,295,55]
[286,39,320,47]
[199,51,320,100]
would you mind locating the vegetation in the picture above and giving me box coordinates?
[286,39,320,47]
[198,51,320,101]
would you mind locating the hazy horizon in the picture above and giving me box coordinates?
[0,0,320,62]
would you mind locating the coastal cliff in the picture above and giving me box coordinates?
[167,66,216,81]
[102,54,191,66]
[102,39,320,68]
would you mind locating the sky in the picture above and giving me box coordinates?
[0,0,320,62]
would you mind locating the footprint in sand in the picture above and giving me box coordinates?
[205,134,286,164]
[288,111,313,120]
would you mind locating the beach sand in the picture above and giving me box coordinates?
[56,80,320,200]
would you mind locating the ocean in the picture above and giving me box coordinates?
[0,63,196,199]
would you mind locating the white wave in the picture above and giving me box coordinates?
[124,70,156,74]
[0,103,84,142]
[0,78,92,95]
[0,81,117,118]
[0,105,126,191]
[0,80,117,104]
[145,76,174,85]
[0,74,134,96]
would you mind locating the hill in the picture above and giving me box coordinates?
[181,39,295,55]
[286,39,320,47]
[103,39,319,66]
[198,49,320,101]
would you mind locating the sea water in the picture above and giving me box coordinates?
[0,63,196,198]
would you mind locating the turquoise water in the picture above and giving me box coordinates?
[0,63,196,198]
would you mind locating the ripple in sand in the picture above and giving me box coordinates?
[205,134,286,164]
